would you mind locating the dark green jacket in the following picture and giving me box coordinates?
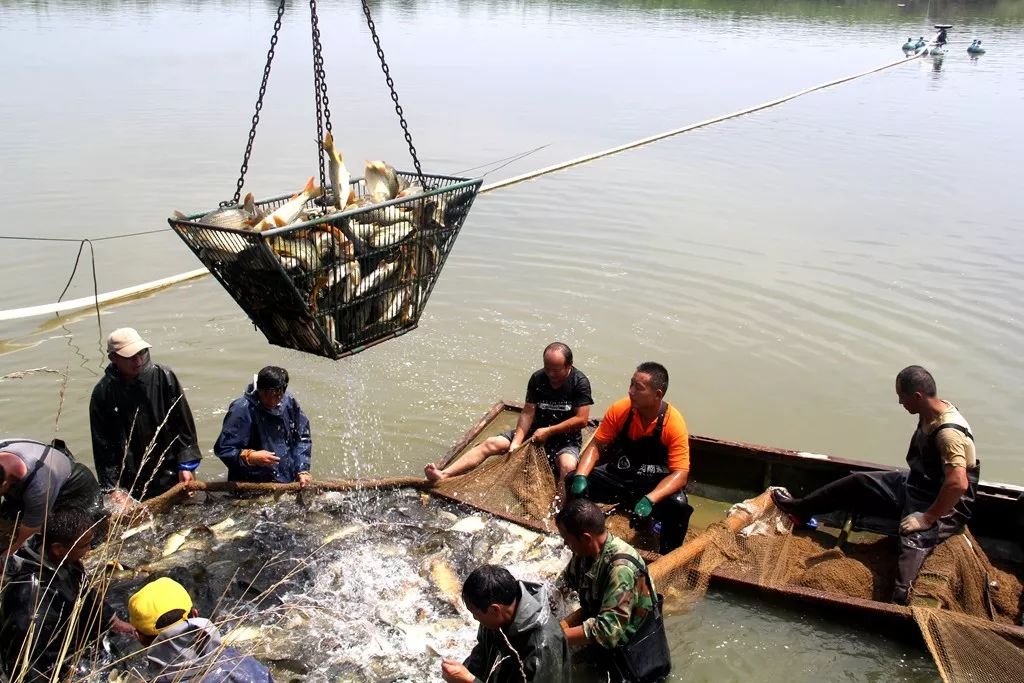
[89,361,201,499]
[463,581,571,682]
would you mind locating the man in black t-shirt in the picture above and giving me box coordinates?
[425,342,594,486]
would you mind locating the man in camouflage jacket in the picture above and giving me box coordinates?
[556,499,657,653]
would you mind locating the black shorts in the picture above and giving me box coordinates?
[499,430,581,465]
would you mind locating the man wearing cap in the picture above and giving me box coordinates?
[214,366,313,485]
[90,328,202,502]
[0,437,101,554]
[127,577,273,682]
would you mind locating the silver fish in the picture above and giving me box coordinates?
[321,132,352,210]
[354,259,399,298]
[364,161,400,201]
[368,221,415,248]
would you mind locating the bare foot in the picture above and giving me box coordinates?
[424,463,448,483]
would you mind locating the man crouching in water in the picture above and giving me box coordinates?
[441,565,571,682]
[127,577,273,682]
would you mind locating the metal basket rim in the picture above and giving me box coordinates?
[169,173,482,230]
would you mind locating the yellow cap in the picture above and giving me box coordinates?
[128,577,193,636]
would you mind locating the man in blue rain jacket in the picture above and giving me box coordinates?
[214,367,313,486]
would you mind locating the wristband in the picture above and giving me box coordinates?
[240,449,253,465]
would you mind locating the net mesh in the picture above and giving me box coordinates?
[427,439,1024,682]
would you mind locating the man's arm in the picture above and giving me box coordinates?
[645,470,688,504]
[509,403,536,450]
[213,401,253,468]
[293,402,313,479]
[89,391,122,492]
[580,563,640,649]
[924,465,969,523]
[162,369,202,466]
[575,439,605,477]
[533,405,591,443]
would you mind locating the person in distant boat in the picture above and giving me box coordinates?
[424,342,593,487]
[772,365,979,605]
[567,362,693,554]
[556,499,670,682]
[1,507,134,683]
[126,577,273,683]
[90,328,201,504]
[214,366,313,486]
[440,564,572,683]
[0,438,101,555]
[936,27,948,45]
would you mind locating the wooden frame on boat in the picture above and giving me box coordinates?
[440,401,1024,639]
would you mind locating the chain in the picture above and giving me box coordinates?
[223,0,287,207]
[309,0,333,197]
[360,0,426,187]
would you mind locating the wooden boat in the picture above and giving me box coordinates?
[439,401,1024,641]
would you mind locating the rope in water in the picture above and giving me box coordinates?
[0,52,922,322]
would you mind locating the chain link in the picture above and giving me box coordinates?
[360,0,426,187]
[309,0,333,197]
[223,0,287,207]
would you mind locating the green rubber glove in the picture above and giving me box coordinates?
[569,475,588,496]
[633,496,654,518]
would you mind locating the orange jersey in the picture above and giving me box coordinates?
[593,397,690,472]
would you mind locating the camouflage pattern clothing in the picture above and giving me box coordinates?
[561,533,655,648]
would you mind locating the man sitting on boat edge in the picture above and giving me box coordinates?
[567,362,693,554]
[772,365,979,605]
[424,342,593,488]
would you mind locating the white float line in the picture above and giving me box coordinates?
[0,52,922,323]
[0,269,208,322]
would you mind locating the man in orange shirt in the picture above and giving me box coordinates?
[568,362,693,554]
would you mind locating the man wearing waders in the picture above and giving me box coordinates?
[772,365,979,604]
[567,362,693,554]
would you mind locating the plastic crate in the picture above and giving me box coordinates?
[169,173,482,359]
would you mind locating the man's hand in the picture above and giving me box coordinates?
[532,427,551,444]
[440,659,474,683]
[507,440,521,453]
[633,495,654,519]
[900,511,935,534]
[569,474,588,497]
[110,615,136,635]
[246,450,280,468]
[106,489,136,513]
[178,469,194,484]
[296,473,312,488]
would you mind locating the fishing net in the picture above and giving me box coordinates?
[424,433,1024,683]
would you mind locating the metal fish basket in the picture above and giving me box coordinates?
[169,173,482,359]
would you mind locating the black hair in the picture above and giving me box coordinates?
[461,565,519,612]
[257,366,289,391]
[896,365,936,397]
[636,361,669,393]
[45,507,95,548]
[544,342,573,366]
[555,498,606,537]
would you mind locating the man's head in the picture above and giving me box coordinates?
[44,507,97,564]
[542,342,573,388]
[628,361,669,412]
[256,366,289,410]
[895,365,937,415]
[461,565,520,630]
[128,577,196,645]
[555,498,607,558]
[107,328,153,381]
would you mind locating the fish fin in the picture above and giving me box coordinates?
[345,188,358,206]
[301,176,316,196]
[273,214,289,227]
